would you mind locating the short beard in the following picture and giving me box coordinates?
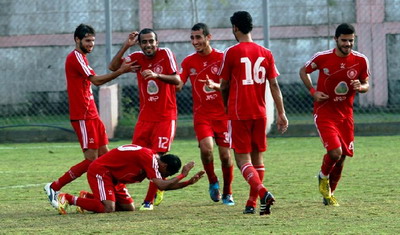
[79,42,90,54]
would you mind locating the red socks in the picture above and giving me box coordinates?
[222,165,234,195]
[203,161,218,184]
[246,164,265,207]
[51,159,92,191]
[67,194,105,213]
[320,154,339,176]
[240,163,267,199]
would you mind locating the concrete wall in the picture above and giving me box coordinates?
[0,0,399,111]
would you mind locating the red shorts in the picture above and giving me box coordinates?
[87,163,133,204]
[228,118,267,154]
[132,120,176,153]
[71,118,109,151]
[314,115,354,156]
[194,118,229,147]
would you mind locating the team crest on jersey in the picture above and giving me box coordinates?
[190,68,197,76]
[334,81,349,95]
[347,69,357,79]
[153,65,163,74]
[323,68,330,75]
[211,65,219,75]
[147,80,159,95]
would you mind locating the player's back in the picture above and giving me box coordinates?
[220,42,279,120]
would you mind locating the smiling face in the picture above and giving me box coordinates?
[190,29,211,55]
[139,32,158,57]
[76,34,95,54]
[335,34,354,57]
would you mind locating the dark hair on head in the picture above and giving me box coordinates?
[230,11,253,34]
[138,28,158,42]
[192,23,210,36]
[74,24,95,40]
[160,154,182,176]
[335,23,355,38]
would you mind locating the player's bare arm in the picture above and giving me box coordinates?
[299,66,329,102]
[198,74,221,91]
[152,161,205,190]
[141,69,181,85]
[109,32,139,71]
[89,60,139,86]
[269,78,289,134]
[350,78,369,93]
[220,79,230,110]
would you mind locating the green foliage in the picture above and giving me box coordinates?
[0,136,399,234]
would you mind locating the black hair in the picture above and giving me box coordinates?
[230,11,253,34]
[138,28,158,42]
[160,154,182,176]
[192,23,210,36]
[74,24,95,40]
[335,23,355,38]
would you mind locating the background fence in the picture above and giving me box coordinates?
[0,0,399,141]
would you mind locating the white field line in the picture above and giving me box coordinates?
[0,145,79,150]
[0,183,45,190]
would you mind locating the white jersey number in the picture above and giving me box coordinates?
[117,145,142,151]
[241,57,266,85]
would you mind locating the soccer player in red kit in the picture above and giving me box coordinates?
[179,23,234,205]
[55,144,205,214]
[219,11,289,215]
[44,24,137,209]
[299,23,370,206]
[109,28,180,210]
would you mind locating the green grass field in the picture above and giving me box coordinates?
[0,136,399,234]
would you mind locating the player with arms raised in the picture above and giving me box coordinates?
[109,28,180,210]
[299,23,370,206]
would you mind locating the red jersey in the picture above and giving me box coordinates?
[180,48,227,120]
[92,144,162,184]
[304,48,370,119]
[218,42,279,120]
[65,50,98,120]
[125,48,178,122]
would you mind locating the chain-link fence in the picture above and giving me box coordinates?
[0,0,399,141]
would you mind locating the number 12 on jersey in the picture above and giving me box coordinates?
[241,57,266,85]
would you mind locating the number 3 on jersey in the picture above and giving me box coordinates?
[241,57,266,85]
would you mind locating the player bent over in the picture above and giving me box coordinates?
[53,144,204,214]
[299,23,370,206]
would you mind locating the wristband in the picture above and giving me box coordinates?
[176,173,185,181]
[309,87,316,96]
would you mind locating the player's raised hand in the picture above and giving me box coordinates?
[187,170,205,185]
[181,161,195,177]
[118,59,140,74]
[125,31,139,47]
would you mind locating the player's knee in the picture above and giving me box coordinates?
[103,203,116,213]
[328,148,342,161]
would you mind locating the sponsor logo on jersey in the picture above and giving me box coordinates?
[334,81,349,95]
[147,80,159,95]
